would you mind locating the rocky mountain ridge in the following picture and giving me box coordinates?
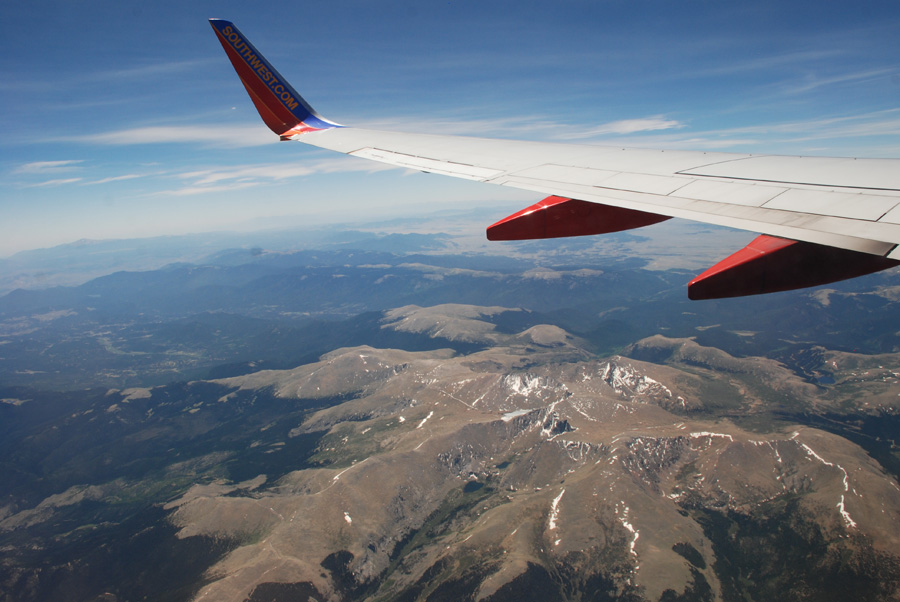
[2,305,900,601]
[161,307,900,601]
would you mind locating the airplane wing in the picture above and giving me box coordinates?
[209,19,900,299]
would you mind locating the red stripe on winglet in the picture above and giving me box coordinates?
[212,28,301,135]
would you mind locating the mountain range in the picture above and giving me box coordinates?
[1,224,900,601]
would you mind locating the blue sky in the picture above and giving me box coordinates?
[2,0,899,257]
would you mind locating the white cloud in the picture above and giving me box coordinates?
[166,182,259,196]
[695,109,900,141]
[178,164,319,186]
[14,160,84,174]
[782,67,898,96]
[95,59,216,81]
[363,108,899,154]
[571,109,900,154]
[555,117,685,139]
[687,49,845,79]
[25,177,83,187]
[355,114,686,142]
[61,125,277,148]
[180,157,391,185]
[158,157,397,196]
[83,174,145,185]
[356,115,558,138]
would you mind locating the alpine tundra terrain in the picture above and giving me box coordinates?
[1,221,900,601]
[182,307,900,602]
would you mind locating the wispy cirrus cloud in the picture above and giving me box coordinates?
[93,59,216,81]
[357,114,685,141]
[11,160,151,188]
[160,157,397,196]
[165,182,260,196]
[83,174,146,185]
[690,109,900,141]
[367,107,900,154]
[351,114,557,138]
[573,109,900,154]
[782,67,898,96]
[554,117,685,140]
[13,160,84,174]
[25,177,83,187]
[684,49,846,80]
[563,110,900,150]
[59,125,277,148]
[0,60,216,94]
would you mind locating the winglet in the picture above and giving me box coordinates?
[209,19,340,137]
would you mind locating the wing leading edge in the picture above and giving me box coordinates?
[209,19,900,299]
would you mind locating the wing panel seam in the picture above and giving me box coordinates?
[678,172,900,193]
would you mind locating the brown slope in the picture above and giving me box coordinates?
[166,320,900,602]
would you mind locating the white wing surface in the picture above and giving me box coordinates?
[295,128,900,256]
